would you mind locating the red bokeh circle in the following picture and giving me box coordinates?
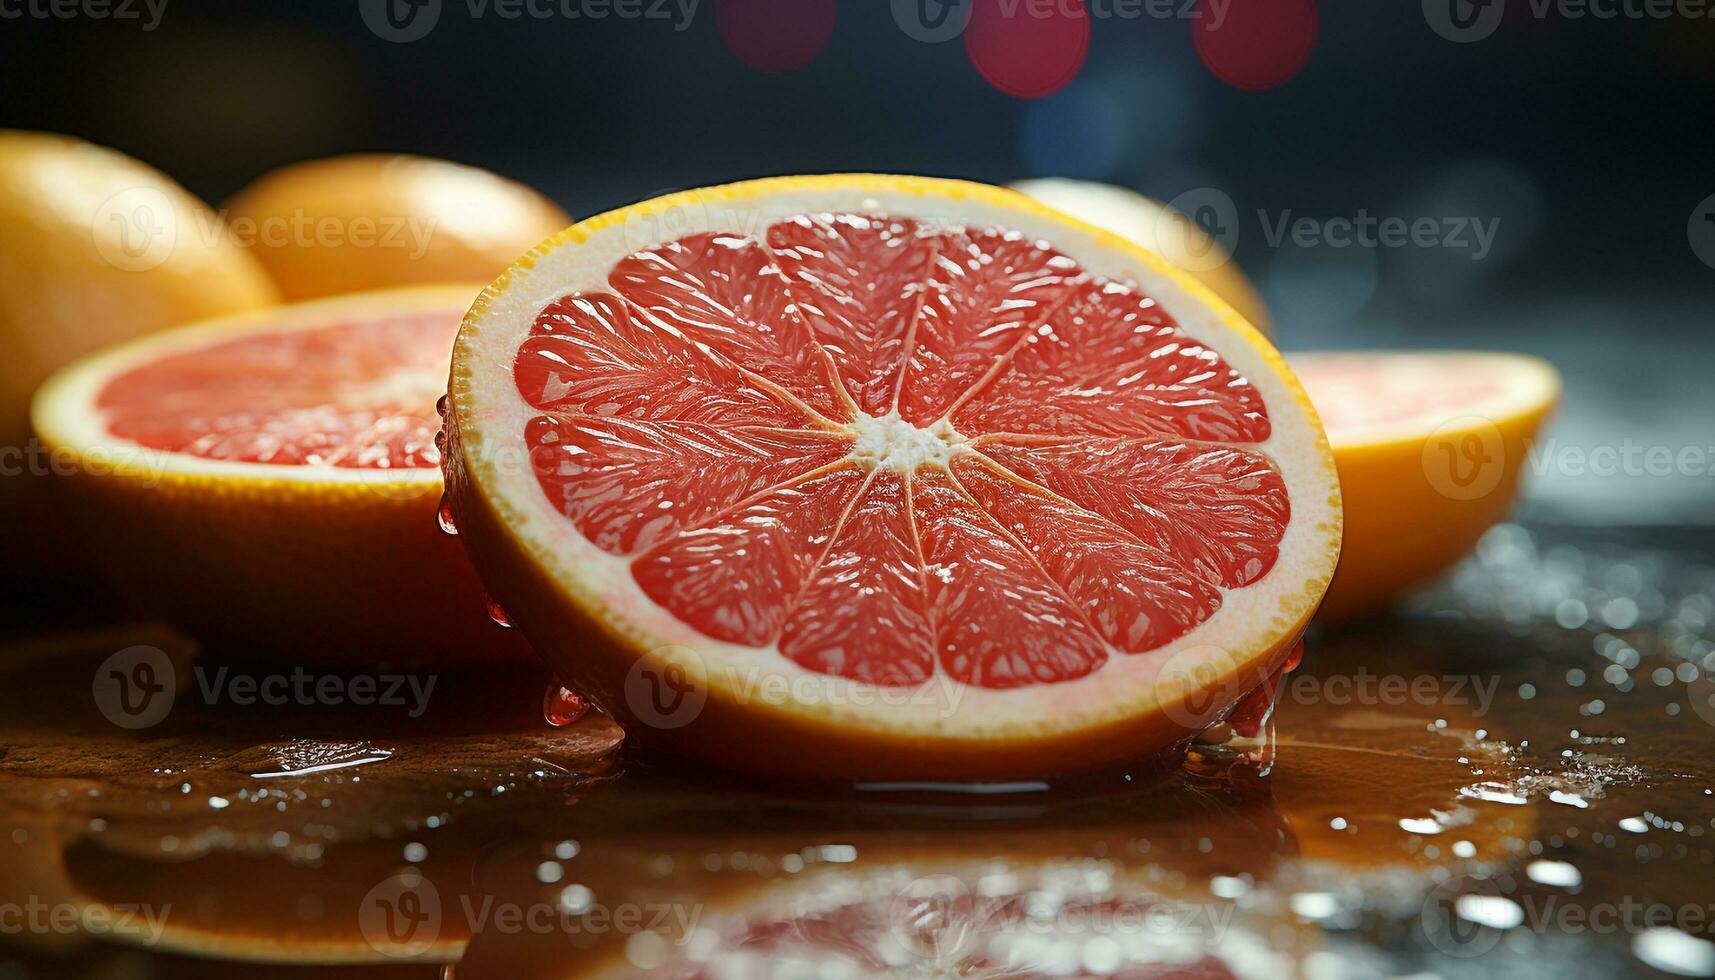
[1193,0,1318,93]
[965,0,1091,100]
[717,0,838,73]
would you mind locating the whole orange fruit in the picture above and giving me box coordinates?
[0,130,280,575]
[224,154,571,301]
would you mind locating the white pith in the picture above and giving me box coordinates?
[453,177,1342,739]
[848,411,967,472]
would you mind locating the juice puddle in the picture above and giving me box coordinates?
[1,524,1713,978]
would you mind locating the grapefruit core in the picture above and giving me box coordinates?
[444,175,1342,779]
[1290,350,1559,622]
[31,285,533,667]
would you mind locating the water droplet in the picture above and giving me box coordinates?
[1526,859,1582,888]
[435,394,449,417]
[437,493,459,535]
[1634,927,1715,977]
[486,596,512,628]
[543,682,588,727]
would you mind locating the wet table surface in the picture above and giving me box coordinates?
[1,523,1712,979]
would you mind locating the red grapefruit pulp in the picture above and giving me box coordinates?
[101,313,452,467]
[446,176,1341,778]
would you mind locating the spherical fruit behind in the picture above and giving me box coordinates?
[1011,178,1272,335]
[31,286,533,668]
[224,154,572,301]
[0,130,280,575]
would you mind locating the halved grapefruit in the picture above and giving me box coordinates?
[1290,351,1559,622]
[31,285,532,666]
[444,175,1342,779]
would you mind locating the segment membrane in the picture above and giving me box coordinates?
[779,470,936,686]
[979,437,1288,589]
[524,415,851,556]
[893,226,1082,425]
[631,467,866,647]
[952,457,1222,653]
[516,292,812,428]
[767,214,938,415]
[953,279,1271,441]
[609,232,851,421]
[912,468,1109,688]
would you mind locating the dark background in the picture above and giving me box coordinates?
[3,0,1712,522]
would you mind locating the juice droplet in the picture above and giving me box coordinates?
[1227,637,1303,738]
[485,596,513,628]
[543,682,589,728]
[435,394,449,417]
[1251,712,1278,778]
[437,493,459,535]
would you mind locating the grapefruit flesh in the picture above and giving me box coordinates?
[1290,351,1559,621]
[32,286,532,666]
[99,312,452,468]
[447,176,1342,779]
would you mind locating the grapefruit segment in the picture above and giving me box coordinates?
[950,457,1223,654]
[913,467,1112,688]
[894,226,1082,425]
[523,416,853,557]
[767,213,941,416]
[631,466,865,647]
[31,285,530,666]
[516,292,809,428]
[779,470,937,686]
[610,232,851,421]
[977,438,1288,589]
[951,279,1271,442]
[445,175,1343,778]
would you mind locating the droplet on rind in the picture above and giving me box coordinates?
[543,682,589,728]
[486,596,512,628]
[437,493,459,535]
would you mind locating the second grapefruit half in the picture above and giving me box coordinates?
[445,175,1342,779]
[32,285,532,667]
[1291,350,1560,621]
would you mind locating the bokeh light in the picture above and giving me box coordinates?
[965,0,1090,99]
